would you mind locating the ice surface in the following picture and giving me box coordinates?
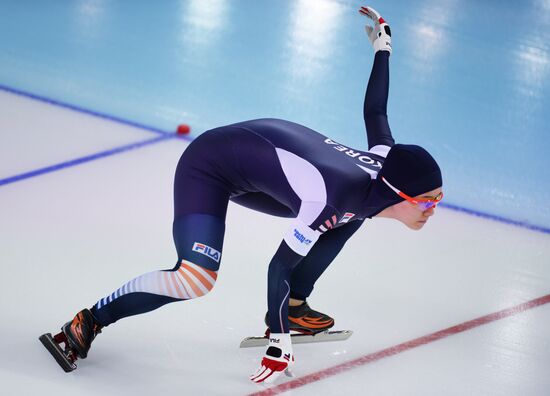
[0,90,549,396]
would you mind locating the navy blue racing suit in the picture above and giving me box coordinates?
[91,52,396,334]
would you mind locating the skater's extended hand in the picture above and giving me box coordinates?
[359,6,392,54]
[250,333,294,383]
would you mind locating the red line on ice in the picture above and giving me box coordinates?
[249,293,550,396]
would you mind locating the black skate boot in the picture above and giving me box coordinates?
[62,308,102,359]
[265,301,334,335]
[39,309,102,372]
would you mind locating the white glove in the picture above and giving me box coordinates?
[250,333,295,384]
[359,6,392,54]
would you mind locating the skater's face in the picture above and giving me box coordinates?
[390,187,442,230]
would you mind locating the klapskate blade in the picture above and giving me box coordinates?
[39,333,77,372]
[239,330,353,348]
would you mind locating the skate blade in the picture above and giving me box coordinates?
[39,333,77,372]
[239,330,353,348]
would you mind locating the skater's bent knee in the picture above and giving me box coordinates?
[172,260,218,299]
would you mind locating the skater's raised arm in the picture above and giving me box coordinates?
[364,51,394,149]
[360,6,395,150]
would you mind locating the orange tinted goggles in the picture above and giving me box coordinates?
[381,176,443,210]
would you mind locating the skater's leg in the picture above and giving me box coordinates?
[90,214,225,326]
[91,213,226,326]
[42,137,233,368]
[89,135,232,327]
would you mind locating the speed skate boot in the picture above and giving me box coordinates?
[265,302,334,335]
[62,308,103,359]
[39,308,103,372]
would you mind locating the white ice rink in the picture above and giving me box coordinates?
[1,90,550,395]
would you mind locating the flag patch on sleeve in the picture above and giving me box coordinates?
[339,212,355,223]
